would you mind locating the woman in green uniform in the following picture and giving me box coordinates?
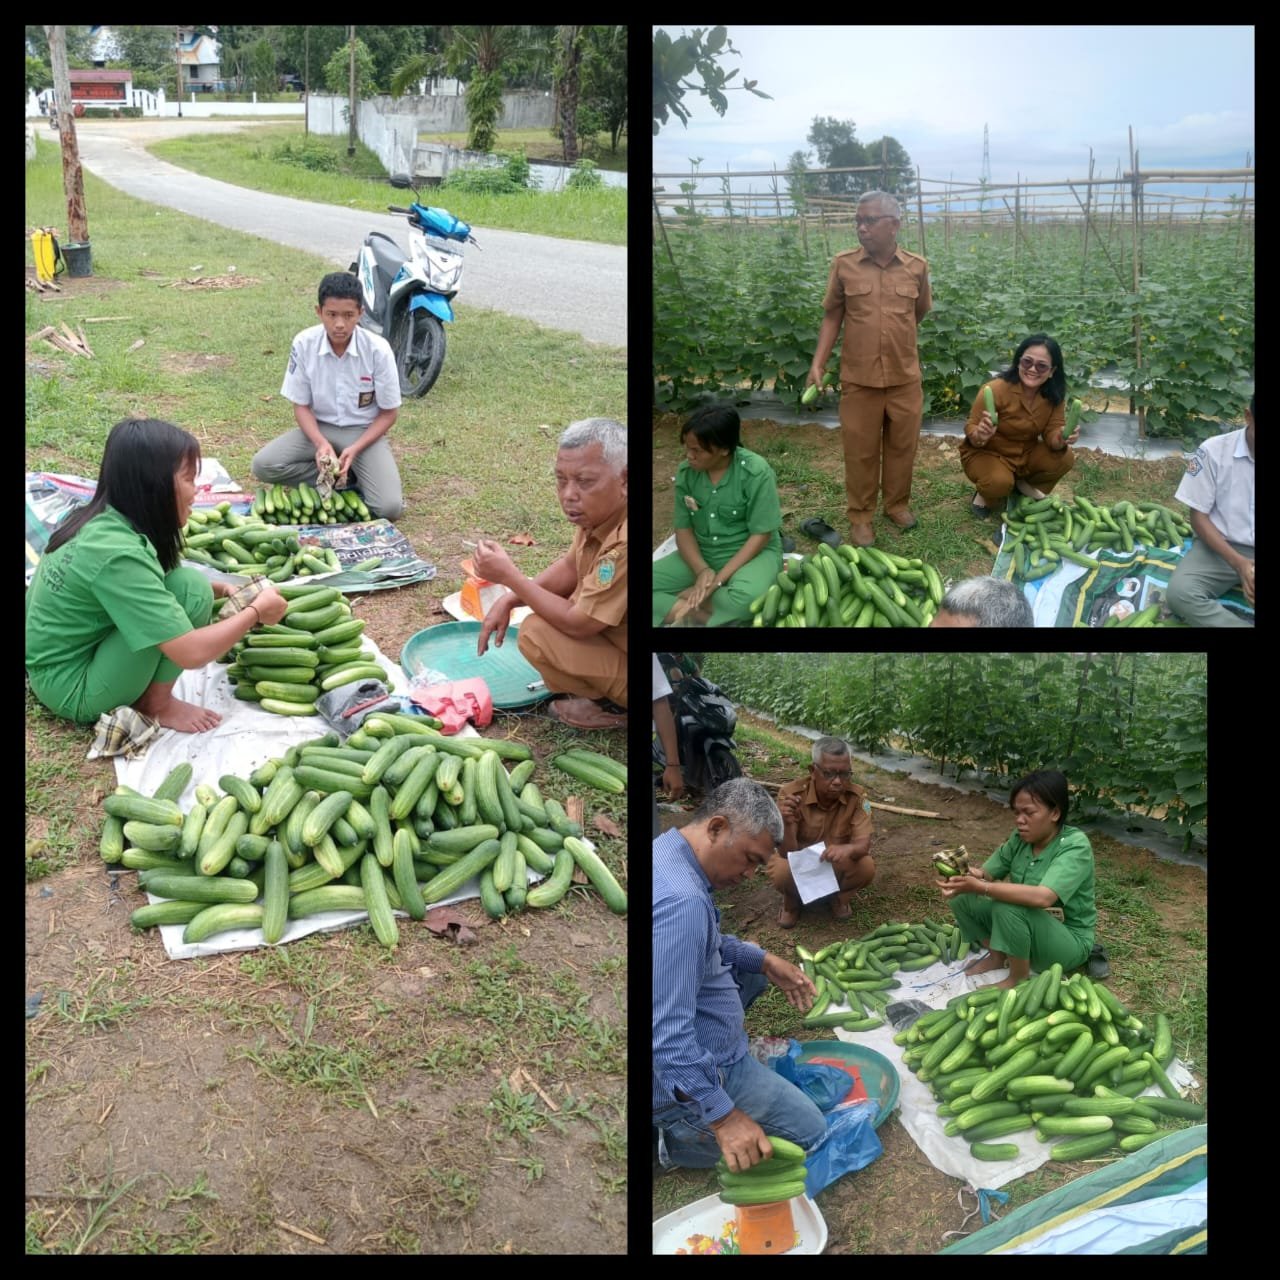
[940,770,1095,988]
[25,418,289,733]
[653,406,783,627]
[962,334,1082,517]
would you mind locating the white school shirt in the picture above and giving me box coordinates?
[652,654,672,739]
[280,324,402,427]
[1174,427,1254,548]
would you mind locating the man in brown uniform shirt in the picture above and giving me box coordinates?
[474,418,628,729]
[766,737,876,927]
[807,191,932,547]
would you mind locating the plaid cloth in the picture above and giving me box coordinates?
[217,574,270,617]
[86,706,164,761]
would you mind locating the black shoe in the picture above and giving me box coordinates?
[781,534,797,554]
[1086,943,1110,980]
[800,516,843,548]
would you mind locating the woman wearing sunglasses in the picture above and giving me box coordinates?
[961,334,1079,517]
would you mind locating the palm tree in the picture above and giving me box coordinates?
[553,25,584,166]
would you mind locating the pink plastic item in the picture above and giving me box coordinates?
[407,677,494,733]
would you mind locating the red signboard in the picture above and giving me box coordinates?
[72,81,127,101]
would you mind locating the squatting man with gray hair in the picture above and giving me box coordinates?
[475,419,628,730]
[929,576,1035,627]
[653,778,825,1171]
[768,736,876,928]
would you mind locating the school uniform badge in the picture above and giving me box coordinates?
[1185,449,1205,477]
[684,495,700,512]
[597,558,616,585]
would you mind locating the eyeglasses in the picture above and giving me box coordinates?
[855,214,893,227]
[815,766,853,782]
[1019,357,1053,374]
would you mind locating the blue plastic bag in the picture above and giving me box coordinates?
[771,1039,855,1112]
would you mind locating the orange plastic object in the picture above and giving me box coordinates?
[459,575,487,621]
[734,1200,797,1255]
[806,1058,869,1107]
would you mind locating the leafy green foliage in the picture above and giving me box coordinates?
[702,653,1207,850]
[652,26,771,134]
[653,219,1253,444]
[566,159,603,191]
[270,137,338,172]
[323,36,377,96]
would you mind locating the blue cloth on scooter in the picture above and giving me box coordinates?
[416,206,471,240]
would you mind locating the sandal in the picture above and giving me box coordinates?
[970,493,993,518]
[799,516,843,548]
[546,697,628,731]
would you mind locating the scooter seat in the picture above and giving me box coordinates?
[363,231,406,318]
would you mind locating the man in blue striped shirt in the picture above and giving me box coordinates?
[653,779,827,1171]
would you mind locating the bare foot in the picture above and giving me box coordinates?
[990,976,1019,989]
[135,690,222,733]
[962,950,1005,976]
[1014,477,1047,500]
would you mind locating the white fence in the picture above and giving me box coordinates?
[27,87,303,119]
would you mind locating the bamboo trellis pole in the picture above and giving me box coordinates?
[1129,129,1145,437]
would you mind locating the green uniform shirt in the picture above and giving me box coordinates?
[672,447,783,572]
[983,824,1097,947]
[25,508,194,706]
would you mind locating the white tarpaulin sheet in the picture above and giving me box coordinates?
[830,955,1200,1190]
[109,640,546,959]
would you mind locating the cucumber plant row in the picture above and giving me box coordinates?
[749,543,946,628]
[101,715,627,952]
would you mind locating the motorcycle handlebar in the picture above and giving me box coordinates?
[386,205,412,214]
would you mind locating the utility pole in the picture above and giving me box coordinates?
[347,26,357,157]
[44,24,90,258]
[304,27,310,137]
[175,26,183,117]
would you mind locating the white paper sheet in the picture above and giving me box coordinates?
[787,843,840,904]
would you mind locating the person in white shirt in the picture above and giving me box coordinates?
[1166,397,1255,627]
[252,273,404,519]
[653,654,685,836]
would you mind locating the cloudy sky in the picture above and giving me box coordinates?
[653,25,1254,207]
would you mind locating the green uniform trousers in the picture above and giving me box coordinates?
[652,548,783,628]
[949,895,1089,972]
[1165,536,1254,628]
[44,567,214,725]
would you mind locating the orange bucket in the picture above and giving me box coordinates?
[734,1199,797,1254]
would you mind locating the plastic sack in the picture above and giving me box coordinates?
[315,679,398,738]
[771,1040,858,1113]
[804,1100,884,1198]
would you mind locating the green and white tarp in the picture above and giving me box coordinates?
[994,530,1252,628]
[939,1125,1206,1254]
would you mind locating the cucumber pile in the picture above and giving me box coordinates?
[715,1135,809,1205]
[102,717,628,952]
[219,581,386,717]
[253,482,372,526]
[750,544,946,628]
[549,749,626,795]
[183,506,343,582]
[895,965,1204,1163]
[1003,491,1193,584]
[795,919,971,1032]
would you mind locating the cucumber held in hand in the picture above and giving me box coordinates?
[983,384,998,426]
[801,383,820,406]
[1066,397,1083,433]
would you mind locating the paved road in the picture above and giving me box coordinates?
[70,120,626,348]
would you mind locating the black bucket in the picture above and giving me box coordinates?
[63,241,92,277]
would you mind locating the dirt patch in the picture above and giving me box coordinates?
[168,275,261,291]
[159,353,236,376]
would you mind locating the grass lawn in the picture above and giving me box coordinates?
[146,125,626,245]
[419,127,628,173]
[651,714,1207,1254]
[25,136,628,1255]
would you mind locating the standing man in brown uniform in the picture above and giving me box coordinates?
[806,191,932,547]
[766,737,876,928]
[474,418,628,730]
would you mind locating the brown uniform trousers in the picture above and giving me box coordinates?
[822,245,932,524]
[960,378,1075,505]
[516,506,628,708]
[765,776,876,910]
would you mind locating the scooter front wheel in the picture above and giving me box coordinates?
[392,307,446,398]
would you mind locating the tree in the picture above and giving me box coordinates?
[785,148,816,211]
[323,37,377,96]
[26,25,93,64]
[581,25,627,154]
[553,25,585,165]
[862,135,917,199]
[652,26,770,134]
[45,25,89,251]
[806,116,868,195]
[26,55,49,95]
[444,26,528,153]
[248,37,278,98]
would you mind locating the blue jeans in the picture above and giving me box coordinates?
[653,970,827,1169]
